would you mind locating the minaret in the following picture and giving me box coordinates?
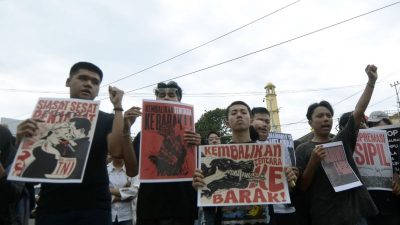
[265,82,282,132]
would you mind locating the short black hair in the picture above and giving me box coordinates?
[70,62,103,81]
[306,100,334,121]
[226,101,252,119]
[338,111,352,131]
[155,81,183,101]
[70,117,91,136]
[251,107,270,117]
[207,131,220,138]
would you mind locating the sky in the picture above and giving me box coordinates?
[0,0,399,139]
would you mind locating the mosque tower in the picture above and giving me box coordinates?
[264,82,282,132]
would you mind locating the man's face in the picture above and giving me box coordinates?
[66,69,101,100]
[309,106,333,135]
[227,104,251,132]
[207,133,221,145]
[69,122,86,139]
[251,113,271,141]
[156,88,179,102]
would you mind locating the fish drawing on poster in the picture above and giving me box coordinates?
[8,98,99,183]
[198,143,290,207]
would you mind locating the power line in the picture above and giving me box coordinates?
[121,1,400,95]
[369,94,396,108]
[102,0,302,87]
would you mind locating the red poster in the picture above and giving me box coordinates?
[139,99,196,182]
[198,143,290,207]
[8,98,99,183]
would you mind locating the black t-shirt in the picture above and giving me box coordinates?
[133,132,198,221]
[37,111,113,212]
[296,115,378,225]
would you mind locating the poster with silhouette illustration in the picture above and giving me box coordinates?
[354,129,392,190]
[198,143,290,207]
[321,141,362,192]
[8,97,99,183]
[268,132,296,166]
[140,99,196,182]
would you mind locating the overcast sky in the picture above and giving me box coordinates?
[1,0,399,139]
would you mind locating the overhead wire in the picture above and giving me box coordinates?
[4,1,400,122]
[118,1,400,96]
[101,0,302,87]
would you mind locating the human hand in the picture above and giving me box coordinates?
[310,145,327,165]
[16,119,42,145]
[393,174,400,196]
[365,64,378,83]
[285,167,298,188]
[183,130,201,145]
[108,86,124,108]
[123,106,142,133]
[192,169,206,190]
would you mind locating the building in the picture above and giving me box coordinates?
[264,82,282,132]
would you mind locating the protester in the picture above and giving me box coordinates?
[206,131,221,145]
[367,111,393,128]
[15,62,136,225]
[365,111,400,225]
[193,101,297,225]
[108,156,137,225]
[196,131,222,225]
[295,64,379,225]
[251,107,271,142]
[0,125,28,225]
[128,81,201,225]
[250,107,299,225]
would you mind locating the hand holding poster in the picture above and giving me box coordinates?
[8,98,99,183]
[139,99,196,182]
[198,143,290,207]
[321,141,362,192]
[354,129,392,190]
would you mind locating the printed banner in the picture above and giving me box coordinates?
[321,141,362,192]
[370,125,400,174]
[268,132,296,166]
[8,98,99,183]
[139,99,196,182]
[198,143,290,207]
[354,129,392,190]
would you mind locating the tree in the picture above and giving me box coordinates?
[195,108,231,144]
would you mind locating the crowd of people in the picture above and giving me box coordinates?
[1,61,399,225]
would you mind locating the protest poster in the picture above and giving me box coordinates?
[354,129,392,190]
[139,99,196,182]
[268,132,296,166]
[370,124,400,174]
[321,141,362,192]
[198,143,290,207]
[8,97,99,183]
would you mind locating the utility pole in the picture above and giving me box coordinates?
[390,81,400,117]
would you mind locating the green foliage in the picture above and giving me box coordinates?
[195,108,231,144]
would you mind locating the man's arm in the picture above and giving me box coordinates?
[352,64,378,127]
[107,86,125,158]
[121,107,142,177]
